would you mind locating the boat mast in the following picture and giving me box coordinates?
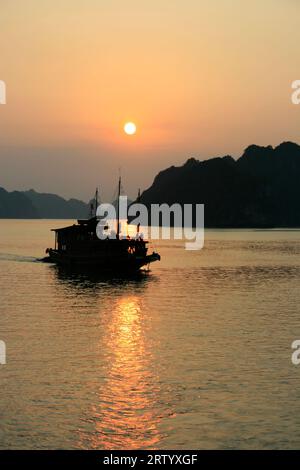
[116,176,121,238]
[90,187,99,218]
[95,187,99,217]
[137,188,141,235]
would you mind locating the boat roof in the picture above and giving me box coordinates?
[51,217,97,232]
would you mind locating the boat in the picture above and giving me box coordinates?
[42,179,161,272]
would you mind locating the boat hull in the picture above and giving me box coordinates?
[43,249,160,272]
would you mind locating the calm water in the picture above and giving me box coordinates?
[1,220,300,449]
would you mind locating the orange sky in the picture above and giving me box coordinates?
[1,0,300,200]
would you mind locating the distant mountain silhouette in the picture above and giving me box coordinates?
[0,188,39,218]
[0,188,89,219]
[2,141,300,225]
[24,189,89,219]
[138,141,300,228]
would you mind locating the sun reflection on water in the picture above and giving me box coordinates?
[88,296,163,449]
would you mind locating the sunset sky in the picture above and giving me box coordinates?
[1,0,300,201]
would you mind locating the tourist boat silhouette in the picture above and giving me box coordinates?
[42,178,160,272]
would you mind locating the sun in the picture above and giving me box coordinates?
[124,122,137,135]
